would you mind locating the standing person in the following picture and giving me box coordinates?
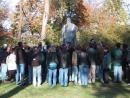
[59,46,69,87]
[38,42,46,82]
[0,44,8,82]
[25,46,33,84]
[47,46,58,87]
[127,63,130,85]
[32,47,42,87]
[96,42,105,82]
[126,47,130,85]
[78,47,89,86]
[102,46,111,83]
[71,47,78,85]
[67,45,73,82]
[15,42,26,85]
[113,43,123,83]
[122,44,128,80]
[87,40,97,84]
[6,47,17,82]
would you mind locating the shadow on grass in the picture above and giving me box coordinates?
[0,84,28,98]
[92,83,130,98]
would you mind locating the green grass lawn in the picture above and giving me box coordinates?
[0,82,130,98]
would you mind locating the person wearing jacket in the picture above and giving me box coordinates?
[59,46,69,87]
[31,46,42,87]
[112,43,123,83]
[78,48,89,86]
[46,46,58,87]
[102,46,111,83]
[87,42,97,84]
[15,42,26,85]
[71,47,78,85]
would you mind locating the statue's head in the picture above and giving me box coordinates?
[67,17,71,24]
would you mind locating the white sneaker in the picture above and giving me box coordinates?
[37,85,41,87]
[33,84,37,87]
[128,83,130,86]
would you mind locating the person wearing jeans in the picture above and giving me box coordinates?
[78,48,89,86]
[1,63,8,82]
[16,42,26,85]
[47,46,58,87]
[59,47,69,87]
[32,46,42,87]
[48,66,57,87]
[114,64,122,82]
[59,68,68,86]
[79,64,88,86]
[87,42,97,84]
[16,64,25,84]
[72,48,78,85]
[113,43,123,83]
[33,66,41,87]
[102,47,111,83]
[72,66,78,84]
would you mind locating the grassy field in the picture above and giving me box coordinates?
[0,82,130,98]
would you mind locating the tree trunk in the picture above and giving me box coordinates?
[41,0,50,41]
[18,1,22,41]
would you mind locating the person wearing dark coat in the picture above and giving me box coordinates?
[15,42,26,85]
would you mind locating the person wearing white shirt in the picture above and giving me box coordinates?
[6,48,17,82]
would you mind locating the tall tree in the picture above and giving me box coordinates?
[41,0,50,41]
[0,0,8,32]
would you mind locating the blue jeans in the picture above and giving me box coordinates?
[59,68,68,86]
[33,66,42,86]
[28,65,32,84]
[96,65,103,80]
[72,66,78,84]
[69,67,72,81]
[79,64,89,85]
[16,64,25,84]
[114,64,122,82]
[48,69,57,87]
[1,63,8,80]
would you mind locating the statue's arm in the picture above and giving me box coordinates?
[75,25,78,32]
[62,25,66,38]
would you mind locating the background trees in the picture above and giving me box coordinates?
[0,0,9,32]
[0,0,130,46]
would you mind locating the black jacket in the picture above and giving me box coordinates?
[16,47,26,65]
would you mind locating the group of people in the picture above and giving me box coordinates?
[0,39,130,87]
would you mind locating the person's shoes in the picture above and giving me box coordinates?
[16,81,21,85]
[100,79,104,83]
[10,79,14,82]
[88,80,92,84]
[37,84,42,87]
[82,85,88,88]
[33,84,37,87]
[50,85,56,88]
[128,83,130,86]
[19,83,26,87]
